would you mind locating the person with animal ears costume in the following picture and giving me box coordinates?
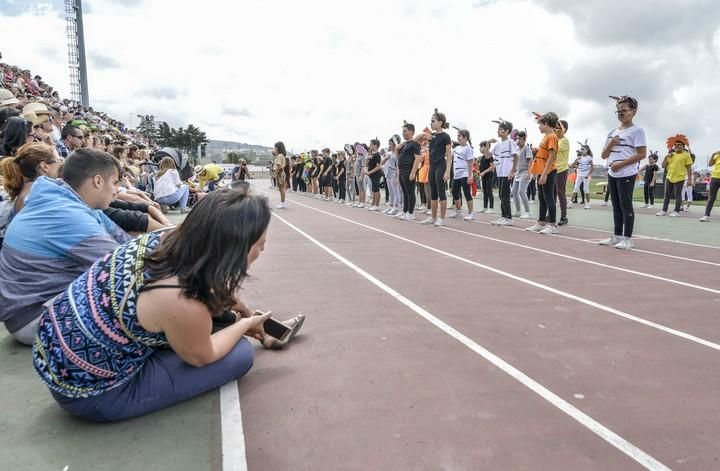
[526,112,561,235]
[448,126,475,220]
[598,95,647,250]
[414,109,452,226]
[482,118,519,225]
[657,134,693,217]
[571,140,594,209]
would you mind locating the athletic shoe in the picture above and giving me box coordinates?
[464,213,475,221]
[656,211,667,216]
[276,203,286,209]
[497,218,513,226]
[425,209,432,215]
[584,204,591,209]
[415,204,424,210]
[669,211,679,217]
[434,218,446,227]
[647,205,654,209]
[368,206,380,212]
[558,217,568,226]
[539,225,559,234]
[490,218,503,225]
[448,210,461,219]
[479,208,487,213]
[520,212,532,219]
[382,207,391,214]
[598,234,622,246]
[529,200,535,204]
[351,202,359,208]
[512,212,521,218]
[358,203,366,209]
[485,209,495,214]
[337,199,345,204]
[394,211,406,219]
[526,223,544,232]
[600,202,608,207]
[614,238,634,250]
[405,213,417,221]
[567,203,573,209]
[420,217,434,225]
[641,204,649,208]
[699,215,710,222]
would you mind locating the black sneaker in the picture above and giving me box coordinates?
[558,217,569,226]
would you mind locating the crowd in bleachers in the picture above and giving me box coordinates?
[0,60,303,422]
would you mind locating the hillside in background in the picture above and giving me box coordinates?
[202,140,274,165]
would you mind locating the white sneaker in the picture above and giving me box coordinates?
[490,218,502,225]
[276,203,286,209]
[464,213,475,221]
[434,218,446,227]
[526,223,544,232]
[357,203,366,209]
[415,204,424,210]
[420,217,434,225]
[351,202,358,207]
[404,213,417,221]
[584,204,591,209]
[598,234,622,246]
[539,224,559,234]
[368,206,380,212]
[600,202,608,207]
[520,212,532,219]
[656,211,666,216]
[567,203,573,209]
[647,205,654,209]
[614,238,634,250]
[512,212,521,218]
[699,215,710,222]
[382,208,391,214]
[669,211,679,217]
[641,204,649,209]
[479,208,487,213]
[529,200,535,205]
[485,209,495,214]
[425,209,432,215]
[448,210,461,219]
[395,211,406,219]
[498,218,514,226]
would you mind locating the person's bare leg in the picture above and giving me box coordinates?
[147,205,171,226]
[431,199,438,219]
[440,199,447,218]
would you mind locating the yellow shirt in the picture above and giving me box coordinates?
[665,151,693,183]
[711,153,720,179]
[556,137,570,173]
[273,154,286,174]
[198,163,224,188]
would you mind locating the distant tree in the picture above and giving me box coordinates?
[135,114,158,145]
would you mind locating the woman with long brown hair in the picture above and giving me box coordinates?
[1,142,61,216]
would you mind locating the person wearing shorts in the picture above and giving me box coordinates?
[449,129,475,220]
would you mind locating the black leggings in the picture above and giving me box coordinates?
[338,177,346,201]
[662,180,684,213]
[417,181,427,205]
[526,178,536,200]
[608,174,636,237]
[643,182,655,205]
[428,162,447,201]
[497,176,512,219]
[482,173,494,209]
[399,172,417,214]
[451,177,472,203]
[705,178,720,217]
[537,170,557,223]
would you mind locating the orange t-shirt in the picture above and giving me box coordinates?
[530,133,558,175]
[418,147,430,183]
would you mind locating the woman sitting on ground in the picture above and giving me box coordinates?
[33,186,304,422]
[153,156,191,213]
[1,142,61,216]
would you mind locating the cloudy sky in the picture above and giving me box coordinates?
[2,0,719,166]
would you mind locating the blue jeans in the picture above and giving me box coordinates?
[156,185,189,210]
[51,338,254,422]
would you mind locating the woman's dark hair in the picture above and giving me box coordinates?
[370,138,380,148]
[0,108,21,132]
[1,117,29,157]
[274,141,287,156]
[432,108,449,129]
[559,120,569,132]
[403,122,415,133]
[1,142,57,199]
[538,112,559,128]
[458,129,472,147]
[143,187,272,314]
[614,95,638,110]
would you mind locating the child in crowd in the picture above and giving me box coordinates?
[554,120,570,225]
[477,140,495,213]
[484,119,518,226]
[700,151,720,222]
[657,135,693,217]
[599,96,646,249]
[571,142,594,209]
[640,152,659,209]
[384,137,402,216]
[526,112,560,234]
[449,128,475,220]
[417,109,452,227]
[511,130,533,219]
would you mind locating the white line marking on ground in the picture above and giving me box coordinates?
[278,196,720,352]
[272,212,671,471]
[440,226,720,295]
[468,218,720,268]
[220,381,248,471]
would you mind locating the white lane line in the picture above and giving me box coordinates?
[440,226,720,296]
[279,196,720,353]
[272,212,671,471]
[467,217,720,268]
[220,381,248,471]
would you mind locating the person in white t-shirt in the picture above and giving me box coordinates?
[483,119,519,226]
[449,129,475,220]
[510,130,533,219]
[599,96,647,250]
[153,157,190,213]
[571,143,594,209]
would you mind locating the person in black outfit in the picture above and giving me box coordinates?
[641,152,659,208]
[415,109,451,226]
[478,141,495,212]
[395,122,423,220]
[366,139,384,210]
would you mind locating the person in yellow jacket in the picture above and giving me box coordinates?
[554,120,570,225]
[194,163,225,191]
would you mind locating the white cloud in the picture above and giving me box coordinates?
[2,0,720,166]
